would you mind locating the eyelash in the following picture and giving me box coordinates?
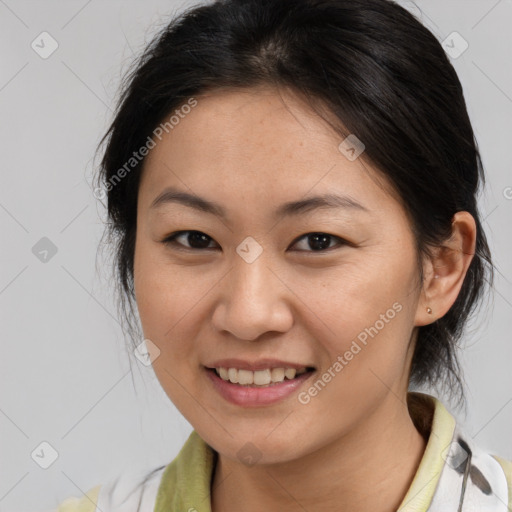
[161,230,350,253]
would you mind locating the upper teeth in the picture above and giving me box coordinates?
[215,367,308,386]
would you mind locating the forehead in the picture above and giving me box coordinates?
[146,86,339,163]
[138,87,398,217]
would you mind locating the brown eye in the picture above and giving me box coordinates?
[162,230,218,250]
[291,233,347,252]
[161,230,349,253]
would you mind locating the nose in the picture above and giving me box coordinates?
[211,254,294,341]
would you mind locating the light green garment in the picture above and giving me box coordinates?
[58,392,512,512]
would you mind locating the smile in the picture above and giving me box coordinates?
[213,366,310,386]
[205,366,316,407]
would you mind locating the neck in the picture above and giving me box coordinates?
[211,392,429,512]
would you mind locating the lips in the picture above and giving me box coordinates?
[205,364,316,407]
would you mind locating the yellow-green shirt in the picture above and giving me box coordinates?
[57,392,512,511]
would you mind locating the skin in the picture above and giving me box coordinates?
[133,85,476,512]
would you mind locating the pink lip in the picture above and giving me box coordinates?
[204,367,315,407]
[205,358,313,372]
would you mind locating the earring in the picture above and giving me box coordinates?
[426,307,433,314]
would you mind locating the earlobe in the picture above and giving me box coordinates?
[414,211,477,326]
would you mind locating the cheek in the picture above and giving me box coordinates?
[304,255,414,334]
[133,240,221,371]
[133,245,205,408]
[299,251,418,385]
[293,284,416,426]
[134,241,190,347]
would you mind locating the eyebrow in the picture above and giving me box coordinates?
[150,186,369,219]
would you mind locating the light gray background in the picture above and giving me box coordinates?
[0,1,511,510]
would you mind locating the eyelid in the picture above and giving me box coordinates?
[289,232,351,252]
[162,230,352,252]
[162,230,219,250]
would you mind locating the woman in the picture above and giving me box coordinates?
[58,0,511,510]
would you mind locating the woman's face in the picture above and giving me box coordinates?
[134,86,425,464]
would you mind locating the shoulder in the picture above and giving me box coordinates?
[54,431,206,512]
[56,485,101,512]
[492,454,512,508]
[408,393,512,510]
[56,465,167,512]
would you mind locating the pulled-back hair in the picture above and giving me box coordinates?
[95,0,493,411]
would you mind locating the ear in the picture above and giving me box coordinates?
[415,211,477,327]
